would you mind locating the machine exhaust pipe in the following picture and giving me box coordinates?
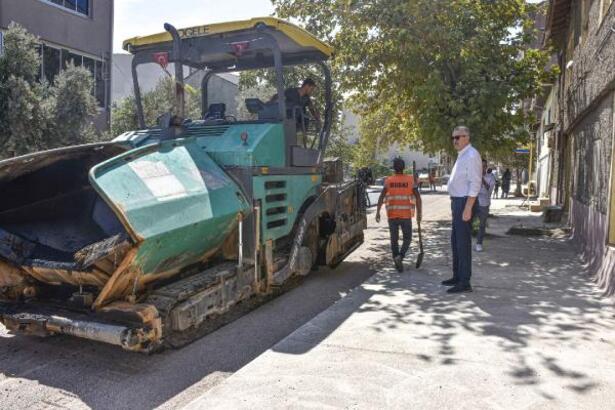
[164,23,185,119]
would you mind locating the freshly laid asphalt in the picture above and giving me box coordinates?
[0,227,377,409]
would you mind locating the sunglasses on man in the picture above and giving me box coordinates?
[451,135,468,141]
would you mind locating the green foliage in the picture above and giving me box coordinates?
[51,63,98,146]
[110,76,201,136]
[272,0,556,160]
[235,83,276,121]
[0,23,49,157]
[110,95,138,137]
[503,152,530,169]
[0,23,40,83]
[0,23,99,159]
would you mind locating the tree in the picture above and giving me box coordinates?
[110,76,201,136]
[0,23,50,157]
[0,23,100,159]
[51,63,98,146]
[272,0,555,159]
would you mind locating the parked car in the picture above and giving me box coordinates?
[417,172,430,189]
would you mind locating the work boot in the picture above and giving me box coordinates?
[447,283,473,294]
[394,255,404,272]
[441,278,457,286]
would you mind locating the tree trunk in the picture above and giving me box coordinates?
[515,168,522,196]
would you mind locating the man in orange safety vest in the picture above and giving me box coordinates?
[376,158,423,272]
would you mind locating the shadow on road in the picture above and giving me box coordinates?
[272,205,614,399]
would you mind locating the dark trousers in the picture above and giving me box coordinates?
[476,205,489,245]
[451,197,475,285]
[388,218,412,259]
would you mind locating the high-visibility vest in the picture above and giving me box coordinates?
[385,174,416,219]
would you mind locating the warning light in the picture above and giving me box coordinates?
[231,41,250,57]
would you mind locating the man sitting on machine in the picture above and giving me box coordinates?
[271,78,321,146]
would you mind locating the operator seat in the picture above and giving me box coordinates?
[204,103,226,121]
[245,98,279,121]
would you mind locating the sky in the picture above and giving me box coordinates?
[114,0,274,53]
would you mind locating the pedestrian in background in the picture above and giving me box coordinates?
[429,170,437,192]
[501,168,512,198]
[442,126,482,293]
[475,160,496,252]
[376,158,423,272]
[493,174,500,199]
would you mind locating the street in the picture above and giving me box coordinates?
[0,194,451,409]
[0,254,374,409]
[1,1,615,409]
[3,194,615,409]
[0,193,449,410]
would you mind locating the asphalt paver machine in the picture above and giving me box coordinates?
[0,18,366,352]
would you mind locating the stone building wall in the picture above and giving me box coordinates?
[558,0,615,293]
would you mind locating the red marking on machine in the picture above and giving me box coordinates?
[152,52,169,69]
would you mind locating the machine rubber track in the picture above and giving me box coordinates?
[144,261,301,351]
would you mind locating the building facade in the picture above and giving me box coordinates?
[542,0,615,293]
[0,0,114,129]
[534,78,559,200]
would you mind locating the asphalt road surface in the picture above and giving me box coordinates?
[0,193,451,410]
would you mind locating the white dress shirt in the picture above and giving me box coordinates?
[447,144,482,198]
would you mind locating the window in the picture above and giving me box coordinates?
[76,0,89,15]
[39,45,106,108]
[35,45,42,82]
[43,45,61,84]
[62,50,83,68]
[83,56,95,76]
[83,56,96,100]
[95,60,105,108]
[41,0,90,16]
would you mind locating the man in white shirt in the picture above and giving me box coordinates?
[443,126,482,293]
[476,160,496,252]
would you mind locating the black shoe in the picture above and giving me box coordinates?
[447,284,473,294]
[441,278,457,286]
[394,255,404,272]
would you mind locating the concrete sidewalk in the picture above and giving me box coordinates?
[185,197,615,409]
